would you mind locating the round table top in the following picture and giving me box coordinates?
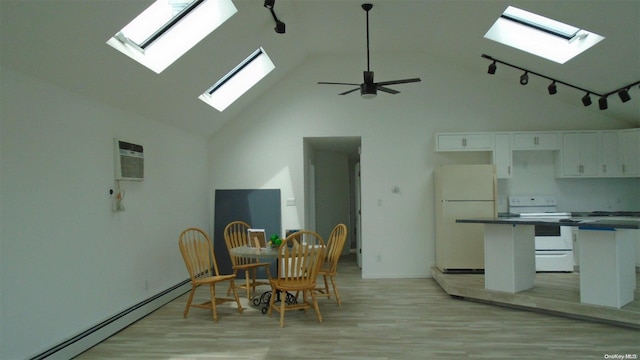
[229,246,280,260]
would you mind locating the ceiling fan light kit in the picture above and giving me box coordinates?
[482,54,640,110]
[318,3,421,98]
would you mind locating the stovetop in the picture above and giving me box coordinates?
[498,211,640,218]
[571,211,640,218]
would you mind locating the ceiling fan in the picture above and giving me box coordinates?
[318,3,422,98]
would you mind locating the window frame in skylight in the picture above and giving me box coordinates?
[484,6,604,64]
[199,47,275,112]
[106,0,237,74]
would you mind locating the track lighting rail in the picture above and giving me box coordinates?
[482,54,639,109]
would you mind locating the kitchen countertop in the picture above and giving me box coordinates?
[456,216,640,230]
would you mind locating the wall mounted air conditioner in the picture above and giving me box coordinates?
[114,139,144,181]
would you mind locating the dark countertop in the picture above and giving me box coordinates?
[456,217,640,230]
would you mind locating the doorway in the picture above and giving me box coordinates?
[304,137,361,268]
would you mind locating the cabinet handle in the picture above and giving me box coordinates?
[602,164,606,173]
[579,164,583,173]
[534,136,539,146]
[462,138,467,147]
[622,164,626,173]
[508,165,511,175]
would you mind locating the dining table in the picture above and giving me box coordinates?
[229,245,296,314]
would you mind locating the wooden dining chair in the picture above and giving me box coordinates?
[223,221,272,299]
[268,230,326,327]
[315,223,348,306]
[178,227,243,322]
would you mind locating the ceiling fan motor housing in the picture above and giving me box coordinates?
[361,82,377,98]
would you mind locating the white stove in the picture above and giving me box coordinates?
[508,195,574,272]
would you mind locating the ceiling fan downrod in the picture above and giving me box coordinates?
[362,3,373,72]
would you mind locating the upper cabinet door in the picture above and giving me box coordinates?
[620,129,640,176]
[512,132,559,150]
[560,132,599,177]
[436,133,493,151]
[493,133,512,179]
[600,131,622,176]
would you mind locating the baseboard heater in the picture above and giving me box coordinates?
[30,279,191,360]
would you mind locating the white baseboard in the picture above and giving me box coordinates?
[32,281,191,360]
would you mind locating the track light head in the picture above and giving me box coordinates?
[548,81,557,95]
[275,20,286,34]
[488,61,496,74]
[263,0,275,9]
[519,72,529,85]
[618,88,631,103]
[599,96,608,110]
[581,93,592,106]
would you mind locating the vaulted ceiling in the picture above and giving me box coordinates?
[2,0,638,137]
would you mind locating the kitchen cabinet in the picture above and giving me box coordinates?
[600,131,622,176]
[620,128,640,176]
[512,132,559,150]
[558,132,600,177]
[436,133,493,151]
[493,133,512,178]
[435,129,637,178]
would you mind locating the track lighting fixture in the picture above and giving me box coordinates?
[482,54,640,110]
[599,96,608,110]
[264,0,285,34]
[488,61,496,74]
[618,88,631,103]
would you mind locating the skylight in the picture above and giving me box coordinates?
[484,6,604,64]
[199,48,275,111]
[106,0,237,73]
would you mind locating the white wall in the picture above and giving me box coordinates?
[208,52,636,280]
[0,67,209,359]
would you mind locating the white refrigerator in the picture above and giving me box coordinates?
[434,164,497,272]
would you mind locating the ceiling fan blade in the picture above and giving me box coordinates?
[318,81,360,86]
[376,78,422,86]
[338,88,360,95]
[378,86,400,94]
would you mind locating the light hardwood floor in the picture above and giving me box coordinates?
[77,255,639,359]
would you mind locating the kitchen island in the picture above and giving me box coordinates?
[456,217,639,308]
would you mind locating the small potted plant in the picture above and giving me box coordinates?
[268,234,282,248]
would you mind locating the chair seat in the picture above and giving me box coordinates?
[269,279,317,292]
[192,274,235,285]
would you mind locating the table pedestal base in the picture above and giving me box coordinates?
[253,290,297,314]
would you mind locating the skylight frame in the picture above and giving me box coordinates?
[484,6,604,64]
[106,0,237,74]
[199,47,275,112]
